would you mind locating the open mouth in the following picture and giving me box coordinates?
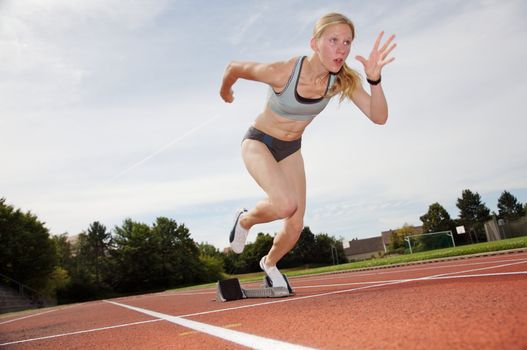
[333,58,344,66]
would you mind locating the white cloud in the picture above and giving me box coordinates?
[1,0,526,250]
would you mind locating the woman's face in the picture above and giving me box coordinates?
[313,23,353,73]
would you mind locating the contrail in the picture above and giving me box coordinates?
[106,113,222,183]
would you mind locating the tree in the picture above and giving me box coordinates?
[62,233,101,301]
[387,224,412,253]
[282,226,317,267]
[52,233,73,269]
[247,233,274,270]
[223,233,274,274]
[151,217,204,287]
[311,233,346,265]
[223,250,244,275]
[0,198,56,290]
[420,203,453,233]
[388,224,415,254]
[497,191,525,221]
[198,254,224,282]
[198,242,222,258]
[418,203,458,249]
[52,233,97,303]
[222,229,346,273]
[197,242,225,281]
[86,221,112,290]
[49,234,75,300]
[197,243,224,282]
[456,189,490,242]
[112,219,159,292]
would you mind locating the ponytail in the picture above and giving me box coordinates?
[328,63,362,103]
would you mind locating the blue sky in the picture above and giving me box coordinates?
[1,0,526,250]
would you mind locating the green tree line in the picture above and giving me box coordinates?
[3,189,523,303]
[388,189,526,253]
[222,227,347,275]
[1,198,346,304]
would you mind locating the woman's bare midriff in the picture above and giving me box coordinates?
[252,107,313,141]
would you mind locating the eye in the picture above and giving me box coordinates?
[329,37,337,43]
[344,40,351,46]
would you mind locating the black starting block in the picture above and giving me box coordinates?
[216,274,294,302]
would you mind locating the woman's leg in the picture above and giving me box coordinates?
[239,139,300,230]
[239,139,306,288]
[240,138,306,266]
[264,150,306,266]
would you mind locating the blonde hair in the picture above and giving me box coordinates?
[313,13,361,103]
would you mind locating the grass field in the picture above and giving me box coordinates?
[294,235,527,275]
[174,236,527,291]
[230,236,527,283]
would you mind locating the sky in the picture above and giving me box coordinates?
[1,0,526,250]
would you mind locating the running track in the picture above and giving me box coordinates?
[1,250,527,349]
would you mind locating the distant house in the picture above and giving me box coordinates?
[345,225,425,261]
[344,236,385,261]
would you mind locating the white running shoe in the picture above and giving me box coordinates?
[259,255,288,289]
[229,208,249,253]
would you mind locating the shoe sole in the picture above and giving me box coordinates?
[229,209,245,244]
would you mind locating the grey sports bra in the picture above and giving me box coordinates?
[267,56,336,121]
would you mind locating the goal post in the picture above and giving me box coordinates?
[404,230,455,254]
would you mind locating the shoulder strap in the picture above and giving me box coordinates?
[276,56,304,96]
[290,56,305,85]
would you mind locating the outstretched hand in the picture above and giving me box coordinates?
[355,31,396,80]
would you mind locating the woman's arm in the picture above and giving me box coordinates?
[352,32,396,124]
[351,82,389,125]
[219,59,294,103]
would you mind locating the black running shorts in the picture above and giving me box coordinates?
[242,126,301,162]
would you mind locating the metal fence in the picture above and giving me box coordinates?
[484,215,527,241]
[0,272,45,308]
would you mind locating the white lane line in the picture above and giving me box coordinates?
[116,257,527,300]
[0,309,57,325]
[125,266,527,297]
[4,260,525,347]
[161,291,216,296]
[106,301,316,350]
[423,271,527,280]
[297,256,527,283]
[113,290,217,301]
[113,257,527,301]
[0,319,162,347]
[294,270,527,290]
[418,259,527,280]
[176,261,527,318]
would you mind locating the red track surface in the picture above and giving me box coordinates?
[2,250,527,349]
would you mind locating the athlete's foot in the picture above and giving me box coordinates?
[229,208,249,253]
[259,255,287,288]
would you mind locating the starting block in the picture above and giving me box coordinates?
[216,274,294,302]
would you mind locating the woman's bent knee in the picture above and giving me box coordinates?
[272,196,297,218]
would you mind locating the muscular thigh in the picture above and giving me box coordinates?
[277,149,306,218]
[241,139,292,198]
